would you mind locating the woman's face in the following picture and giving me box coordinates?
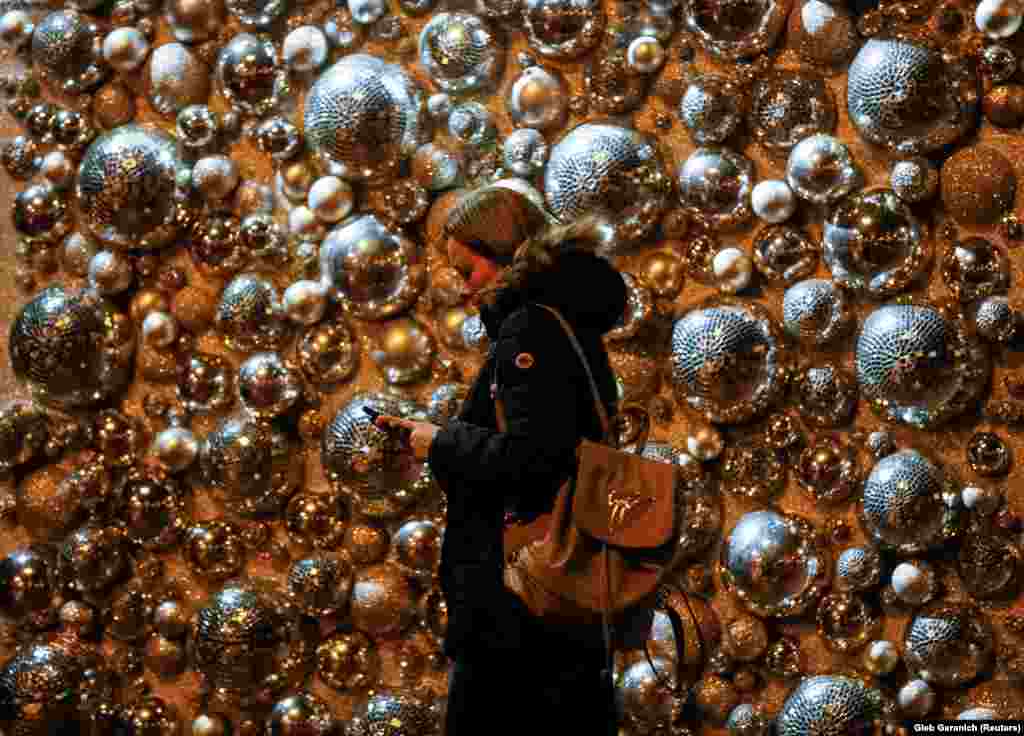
[447,238,501,296]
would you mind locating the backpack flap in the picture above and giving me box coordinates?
[571,440,675,549]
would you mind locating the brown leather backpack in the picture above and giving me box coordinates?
[499,303,690,686]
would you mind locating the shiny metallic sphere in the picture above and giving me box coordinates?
[823,188,929,298]
[834,546,882,592]
[749,71,837,156]
[419,13,501,94]
[786,134,860,205]
[860,449,962,554]
[847,37,978,154]
[31,10,106,95]
[506,65,567,130]
[268,693,338,736]
[502,128,548,177]
[10,286,135,409]
[193,581,300,692]
[776,676,883,736]
[151,426,199,473]
[891,156,939,203]
[782,279,852,345]
[88,250,134,295]
[523,0,604,59]
[681,0,788,59]
[217,33,284,116]
[77,125,182,251]
[215,273,288,352]
[679,74,742,145]
[165,0,224,43]
[148,42,211,115]
[545,122,670,243]
[678,147,754,230]
[307,176,354,224]
[347,691,437,736]
[283,279,329,325]
[287,553,355,617]
[720,510,830,617]
[201,414,301,515]
[283,26,329,74]
[618,657,683,731]
[670,300,785,425]
[974,296,1016,342]
[192,155,239,201]
[0,643,84,736]
[855,303,989,429]
[238,352,302,420]
[320,214,425,321]
[305,54,424,183]
[904,603,993,688]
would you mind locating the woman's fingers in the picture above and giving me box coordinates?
[374,414,412,430]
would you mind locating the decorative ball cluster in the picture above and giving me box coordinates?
[0,0,1022,733]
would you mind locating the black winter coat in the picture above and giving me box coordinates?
[427,249,629,657]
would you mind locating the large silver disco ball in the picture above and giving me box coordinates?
[76,124,182,251]
[544,122,671,244]
[859,449,963,554]
[776,676,883,736]
[846,37,978,154]
[305,53,425,183]
[719,510,830,617]
[669,299,786,425]
[855,303,989,429]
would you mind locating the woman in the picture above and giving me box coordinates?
[377,209,628,736]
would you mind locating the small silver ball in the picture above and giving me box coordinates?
[427,93,452,120]
[626,36,665,74]
[102,27,149,73]
[166,0,224,43]
[864,640,900,675]
[712,247,754,294]
[40,150,75,190]
[289,206,324,240]
[686,425,724,461]
[152,426,199,472]
[238,351,302,419]
[503,128,548,177]
[283,280,329,325]
[348,0,387,24]
[898,679,935,718]
[961,485,1002,515]
[959,707,999,720]
[891,561,937,606]
[88,250,133,294]
[891,157,939,203]
[192,155,239,201]
[307,176,354,223]
[142,311,179,349]
[752,179,796,223]
[975,296,1016,342]
[283,25,329,73]
[0,11,33,47]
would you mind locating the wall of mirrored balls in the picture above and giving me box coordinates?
[4,0,1024,733]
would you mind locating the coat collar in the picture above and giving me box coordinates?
[477,250,628,341]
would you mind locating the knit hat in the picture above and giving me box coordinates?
[443,179,550,264]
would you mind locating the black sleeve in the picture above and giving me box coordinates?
[427,305,582,507]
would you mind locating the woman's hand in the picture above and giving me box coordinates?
[375,415,441,460]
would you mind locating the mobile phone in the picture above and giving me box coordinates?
[362,406,382,423]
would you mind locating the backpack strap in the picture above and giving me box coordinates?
[492,303,618,448]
